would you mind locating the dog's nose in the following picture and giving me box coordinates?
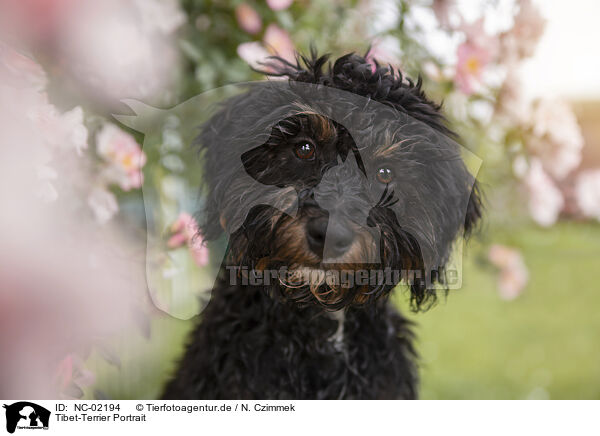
[306,217,355,258]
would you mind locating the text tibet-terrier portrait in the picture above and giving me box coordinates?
[160,50,483,400]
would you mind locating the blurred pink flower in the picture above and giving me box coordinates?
[575,170,600,221]
[523,159,564,226]
[366,37,402,72]
[267,0,293,11]
[488,245,529,300]
[495,71,530,122]
[88,187,119,224]
[189,237,210,267]
[96,123,146,191]
[30,104,88,155]
[527,99,584,180]
[235,3,262,35]
[0,0,76,45]
[454,18,500,95]
[264,24,295,63]
[237,42,272,70]
[432,0,457,30]
[500,0,545,63]
[55,354,96,399]
[460,18,498,51]
[168,212,199,248]
[1,45,91,206]
[167,213,209,267]
[134,0,186,35]
[237,25,295,70]
[0,42,142,398]
[0,41,47,91]
[58,0,181,103]
[454,42,491,94]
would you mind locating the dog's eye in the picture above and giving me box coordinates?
[295,142,315,160]
[376,167,393,184]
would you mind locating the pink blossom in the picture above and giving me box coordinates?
[235,3,262,35]
[527,99,584,180]
[263,24,295,63]
[454,42,491,94]
[495,71,530,122]
[488,245,529,300]
[134,0,186,35]
[167,212,199,248]
[432,0,457,30]
[266,0,293,11]
[460,18,498,52]
[0,41,47,91]
[575,170,600,221]
[0,0,77,45]
[454,18,500,95]
[237,25,296,70]
[167,213,209,267]
[58,0,181,102]
[96,123,146,191]
[189,237,210,267]
[366,37,402,72]
[0,42,141,398]
[523,159,564,226]
[500,0,545,63]
[55,354,96,399]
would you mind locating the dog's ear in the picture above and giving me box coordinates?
[196,89,275,240]
[464,180,483,236]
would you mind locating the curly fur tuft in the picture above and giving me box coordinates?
[259,48,453,137]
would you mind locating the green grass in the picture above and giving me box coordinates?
[89,222,600,399]
[398,222,600,399]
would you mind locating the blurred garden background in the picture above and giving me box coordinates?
[0,0,599,399]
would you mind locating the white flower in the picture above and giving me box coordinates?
[60,107,88,155]
[88,187,119,224]
[575,170,600,221]
[237,42,271,70]
[523,159,564,226]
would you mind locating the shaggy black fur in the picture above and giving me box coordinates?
[162,279,417,399]
[162,50,482,400]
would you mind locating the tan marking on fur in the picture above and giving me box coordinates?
[373,137,412,159]
[291,103,337,142]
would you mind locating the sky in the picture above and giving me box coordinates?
[519,0,600,100]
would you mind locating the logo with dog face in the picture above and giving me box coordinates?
[116,76,482,318]
[2,402,50,434]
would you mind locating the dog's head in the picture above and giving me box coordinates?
[198,51,482,310]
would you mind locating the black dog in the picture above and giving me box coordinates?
[162,51,482,399]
